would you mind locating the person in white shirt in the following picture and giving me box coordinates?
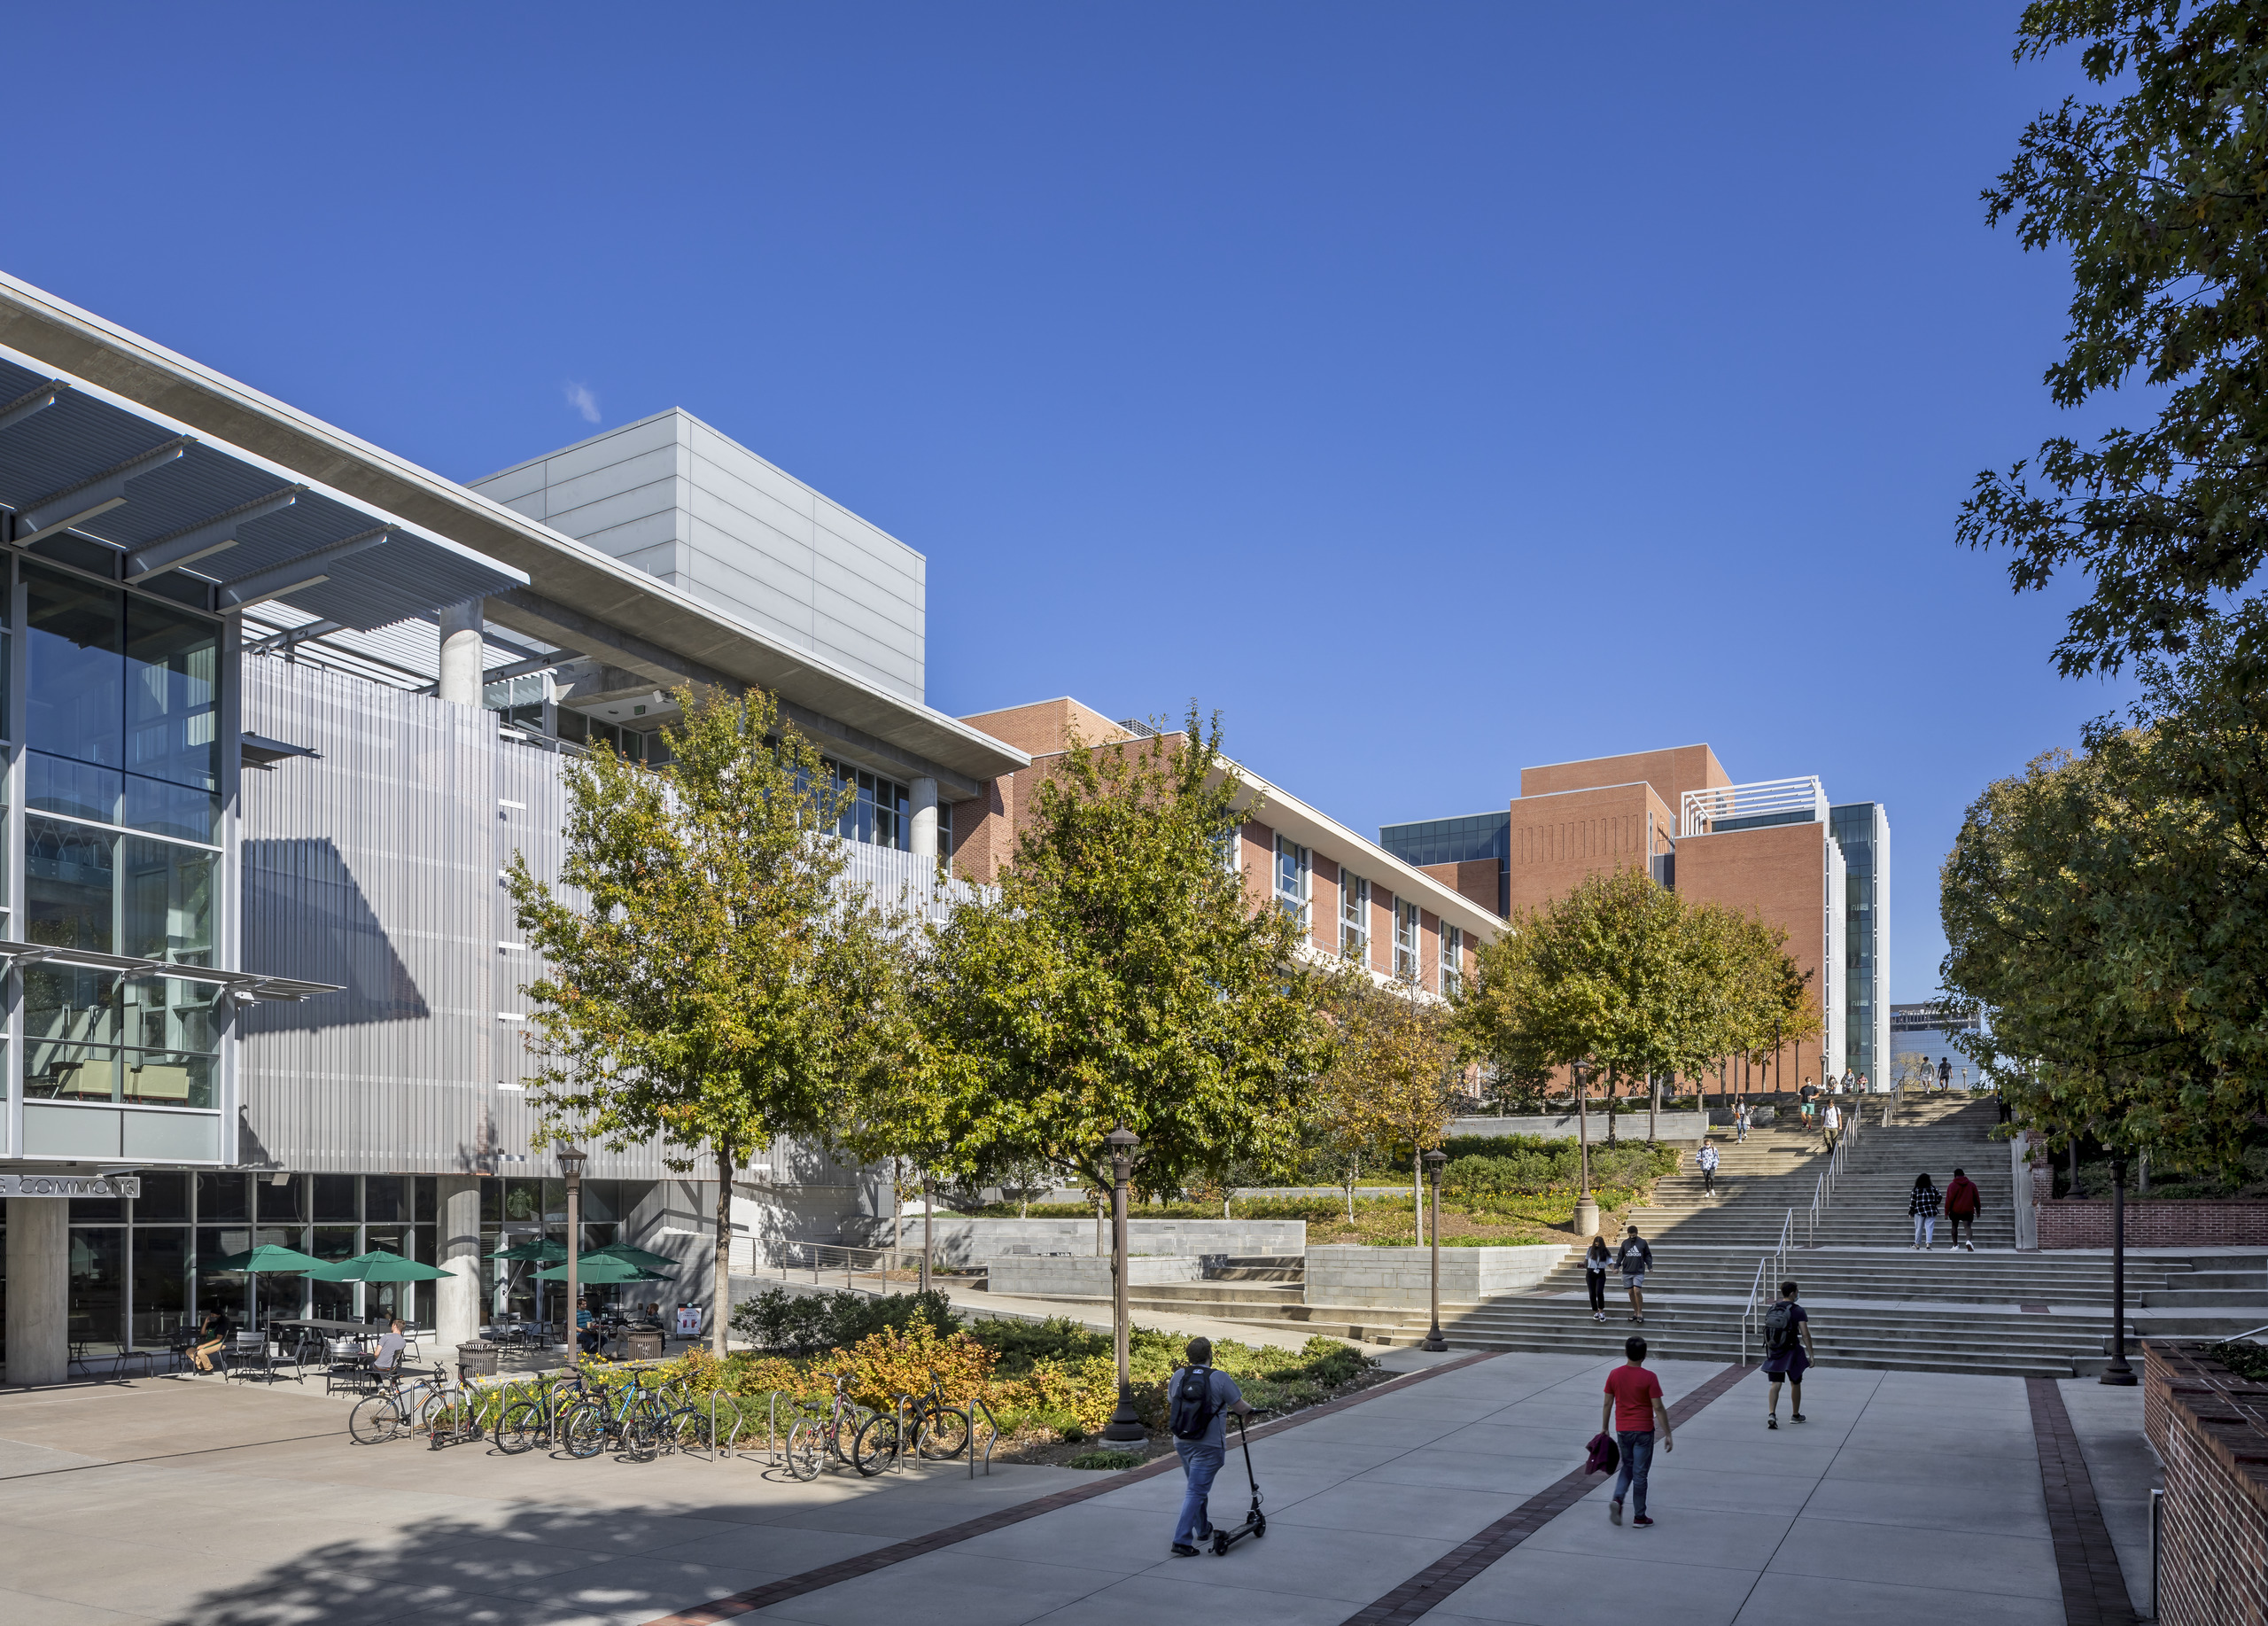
[1697,1140,1721,1195]
[1821,1100,1842,1150]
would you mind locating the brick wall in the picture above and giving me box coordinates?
[2034,1188,2268,1249]
[1504,782,1670,919]
[1675,819,1831,1090]
[2141,1342,2268,1626]
[1421,858,1502,915]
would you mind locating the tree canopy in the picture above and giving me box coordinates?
[506,685,908,1354]
[909,709,1332,1199]
[1961,1,2268,680]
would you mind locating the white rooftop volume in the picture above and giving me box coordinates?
[1680,775,1830,838]
[472,409,926,704]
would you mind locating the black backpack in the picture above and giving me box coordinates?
[1764,1302,1799,1354]
[1169,1365,1221,1441]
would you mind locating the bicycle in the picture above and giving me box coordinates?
[495,1366,593,1455]
[419,1363,490,1451]
[786,1371,896,1479]
[904,1371,974,1461]
[347,1363,433,1445]
[560,1367,688,1461]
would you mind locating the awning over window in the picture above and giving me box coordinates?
[0,350,525,628]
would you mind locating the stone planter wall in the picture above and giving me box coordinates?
[889,1218,1306,1266]
[2029,1165,2268,1248]
[983,1254,1202,1299]
[1451,1113,1708,1144]
[1303,1243,1567,1309]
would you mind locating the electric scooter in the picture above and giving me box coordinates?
[1209,1412,1266,1554]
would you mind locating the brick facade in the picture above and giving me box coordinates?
[1504,781,1675,919]
[2031,1161,2268,1247]
[1674,818,1833,1091]
[2142,1342,2268,1626]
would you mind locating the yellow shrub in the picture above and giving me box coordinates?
[836,1322,997,1411]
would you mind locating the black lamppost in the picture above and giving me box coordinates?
[1421,1149,1448,1352]
[557,1143,586,1371]
[2101,1153,2138,1386]
[1101,1125,1147,1443]
[1573,1062,1599,1239]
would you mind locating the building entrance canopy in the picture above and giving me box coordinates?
[0,348,525,626]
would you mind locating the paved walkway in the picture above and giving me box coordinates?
[0,1350,2155,1626]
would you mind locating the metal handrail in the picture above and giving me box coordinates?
[1739,1255,1769,1365]
[778,1240,939,1286]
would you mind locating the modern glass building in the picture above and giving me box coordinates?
[1379,811,1510,915]
[1829,801,1891,1087]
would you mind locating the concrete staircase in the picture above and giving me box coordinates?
[1133,1100,2264,1377]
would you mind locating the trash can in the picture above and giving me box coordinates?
[625,1330,664,1362]
[456,1339,499,1377]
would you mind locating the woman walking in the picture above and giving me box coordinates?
[1585,1233,1612,1323]
[1908,1173,1941,1250]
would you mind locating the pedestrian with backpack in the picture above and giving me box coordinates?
[1944,1167,1981,1251]
[1166,1337,1253,1557]
[1908,1173,1941,1250]
[1585,1232,1612,1322]
[1761,1280,1814,1428]
[1601,1334,1673,1527]
[1696,1140,1720,1196]
[1617,1225,1653,1324]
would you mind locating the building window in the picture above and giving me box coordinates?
[1396,899,1420,981]
[1441,925,1464,998]
[1340,871,1370,961]
[828,761,911,851]
[1275,836,1309,931]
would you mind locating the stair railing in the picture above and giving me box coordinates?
[1739,1255,1769,1365]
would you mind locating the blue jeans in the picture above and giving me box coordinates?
[1173,1440,1225,1545]
[1612,1429,1655,1518]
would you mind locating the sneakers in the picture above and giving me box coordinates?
[1609,1498,1623,1525]
[1790,1412,1806,1423]
[1593,1311,1605,1323]
[1171,1544,1200,1557]
[1632,1515,1654,1527]
[1767,1414,1778,1429]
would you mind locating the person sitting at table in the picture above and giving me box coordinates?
[189,1307,233,1373]
[576,1300,602,1355]
[372,1319,408,1374]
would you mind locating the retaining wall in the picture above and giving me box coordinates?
[2029,1168,2268,1248]
[896,1218,1306,1266]
[984,1254,1202,1299]
[1304,1243,1567,1309]
[2142,1342,2268,1626]
[1450,1113,1708,1144]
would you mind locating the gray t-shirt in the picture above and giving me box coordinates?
[1170,1366,1245,1450]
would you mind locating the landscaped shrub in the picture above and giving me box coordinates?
[729,1288,959,1353]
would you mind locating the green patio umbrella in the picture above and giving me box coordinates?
[487,1237,569,1263]
[307,1249,451,1282]
[206,1243,326,1273]
[588,1241,678,1272]
[532,1254,673,1284]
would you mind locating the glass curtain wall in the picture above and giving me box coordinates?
[63,1173,441,1351]
[1829,803,1880,1085]
[20,561,221,1113]
[479,1178,655,1329]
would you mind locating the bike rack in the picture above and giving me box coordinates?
[967,1395,1000,1477]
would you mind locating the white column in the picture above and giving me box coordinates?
[4,1199,68,1386]
[437,600,485,707]
[435,1176,483,1352]
[909,776,939,860]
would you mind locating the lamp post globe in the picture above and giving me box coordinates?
[1101,1126,1147,1443]
[1421,1149,1449,1352]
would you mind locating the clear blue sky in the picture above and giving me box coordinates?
[8,3,2128,1000]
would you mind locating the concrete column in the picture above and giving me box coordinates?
[909,776,939,860]
[437,599,485,707]
[4,1198,68,1386]
[435,1176,483,1353]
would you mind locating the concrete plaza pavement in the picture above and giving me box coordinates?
[0,1350,2153,1626]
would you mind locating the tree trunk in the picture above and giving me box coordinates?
[713,1144,734,1358]
[921,1172,933,1295]
[1346,1157,1358,1224]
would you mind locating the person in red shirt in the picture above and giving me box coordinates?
[1599,1335,1674,1527]
[1944,1168,1982,1252]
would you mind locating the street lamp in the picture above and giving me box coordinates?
[2101,1153,2138,1387]
[1572,1062,1599,1240]
[1101,1124,1146,1443]
[557,1144,586,1371]
[1421,1149,1448,1352]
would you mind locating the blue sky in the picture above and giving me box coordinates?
[7,3,2127,999]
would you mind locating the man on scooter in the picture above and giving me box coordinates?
[1169,1336,1254,1557]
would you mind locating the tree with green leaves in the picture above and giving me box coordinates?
[912,707,1332,1205]
[506,685,910,1356]
[1961,1,2268,681]
[1312,965,1461,1243]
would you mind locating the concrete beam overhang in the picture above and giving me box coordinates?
[0,270,1028,789]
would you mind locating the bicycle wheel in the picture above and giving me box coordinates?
[349,1391,409,1445]
[783,1419,823,1481]
[561,1402,610,1459]
[852,1412,901,1476]
[496,1397,546,1454]
[420,1389,474,1448]
[663,1406,713,1454]
[915,1404,970,1461]
[623,1405,664,1462]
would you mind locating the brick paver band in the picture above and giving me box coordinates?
[640,1350,1497,1625]
[2025,1375,2140,1626]
[1336,1360,1754,1626]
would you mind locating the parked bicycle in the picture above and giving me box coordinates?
[561,1367,700,1461]
[420,1363,489,1451]
[494,1366,592,1455]
[786,1370,896,1479]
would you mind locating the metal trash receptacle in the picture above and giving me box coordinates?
[456,1339,500,1376]
[625,1330,664,1362]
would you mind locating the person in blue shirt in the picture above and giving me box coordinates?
[576,1299,602,1355]
[1168,1337,1253,1556]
